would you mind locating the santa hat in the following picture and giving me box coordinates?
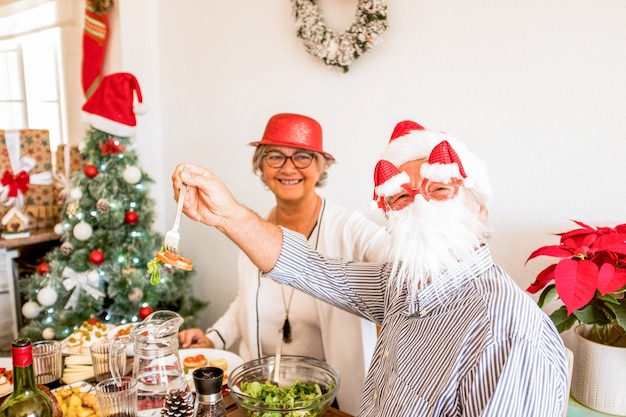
[420,140,467,184]
[370,160,411,210]
[82,72,147,137]
[374,120,492,208]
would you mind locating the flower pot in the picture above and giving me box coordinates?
[571,324,626,416]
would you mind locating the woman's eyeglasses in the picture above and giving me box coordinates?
[263,150,316,169]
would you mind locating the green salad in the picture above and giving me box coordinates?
[238,379,333,417]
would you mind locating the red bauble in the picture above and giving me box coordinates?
[89,249,105,265]
[138,306,153,320]
[84,164,99,178]
[37,262,50,275]
[87,317,100,325]
[125,211,139,226]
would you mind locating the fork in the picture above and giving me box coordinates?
[164,179,187,254]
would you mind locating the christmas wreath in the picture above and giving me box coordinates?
[292,0,388,72]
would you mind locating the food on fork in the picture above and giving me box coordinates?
[183,354,208,369]
[147,247,193,285]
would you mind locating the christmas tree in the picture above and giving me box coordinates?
[19,73,207,342]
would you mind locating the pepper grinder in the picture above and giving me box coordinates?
[192,367,227,417]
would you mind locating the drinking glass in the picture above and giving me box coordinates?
[32,340,62,385]
[95,376,138,417]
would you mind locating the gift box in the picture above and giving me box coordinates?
[55,144,84,179]
[0,129,55,232]
[55,143,84,203]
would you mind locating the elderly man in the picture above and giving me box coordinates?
[172,120,568,417]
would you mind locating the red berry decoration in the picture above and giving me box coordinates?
[125,211,139,225]
[89,249,105,265]
[37,262,50,275]
[84,164,98,178]
[138,306,153,320]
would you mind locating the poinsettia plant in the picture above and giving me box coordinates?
[526,220,626,345]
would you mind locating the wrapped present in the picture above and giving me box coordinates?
[54,143,84,203]
[0,129,55,231]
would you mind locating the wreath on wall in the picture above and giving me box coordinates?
[292,0,388,73]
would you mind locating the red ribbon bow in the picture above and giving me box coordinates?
[1,169,30,197]
[99,138,126,156]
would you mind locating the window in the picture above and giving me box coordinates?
[0,1,68,150]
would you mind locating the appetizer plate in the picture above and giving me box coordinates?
[51,380,95,394]
[0,358,13,398]
[179,348,243,388]
[108,323,139,356]
[61,323,115,355]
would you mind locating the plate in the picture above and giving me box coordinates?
[179,348,244,388]
[0,358,13,398]
[61,323,115,355]
[51,380,94,394]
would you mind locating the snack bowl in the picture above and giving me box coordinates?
[228,355,339,417]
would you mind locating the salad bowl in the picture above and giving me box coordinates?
[228,355,339,417]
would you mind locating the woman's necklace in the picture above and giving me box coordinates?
[276,197,325,344]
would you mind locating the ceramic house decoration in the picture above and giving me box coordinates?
[1,206,30,239]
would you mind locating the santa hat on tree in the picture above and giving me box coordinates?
[371,120,492,210]
[82,72,147,138]
[82,0,111,98]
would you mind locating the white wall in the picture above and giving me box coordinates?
[88,0,626,348]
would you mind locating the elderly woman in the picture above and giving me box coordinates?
[178,113,388,415]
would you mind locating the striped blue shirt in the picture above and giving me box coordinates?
[266,228,569,417]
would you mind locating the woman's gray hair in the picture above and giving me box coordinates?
[251,145,336,187]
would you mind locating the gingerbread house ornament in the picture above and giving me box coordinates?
[1,206,31,239]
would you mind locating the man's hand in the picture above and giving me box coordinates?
[171,163,283,272]
[178,328,215,349]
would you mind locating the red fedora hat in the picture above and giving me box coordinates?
[249,113,335,160]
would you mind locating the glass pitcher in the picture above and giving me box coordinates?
[110,310,189,414]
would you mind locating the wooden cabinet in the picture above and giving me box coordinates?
[0,230,59,350]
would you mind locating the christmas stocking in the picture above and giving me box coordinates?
[82,0,111,98]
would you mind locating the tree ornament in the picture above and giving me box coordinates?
[138,305,153,320]
[125,211,139,226]
[22,301,41,319]
[37,286,58,306]
[161,390,194,417]
[54,223,64,235]
[89,249,105,265]
[123,166,142,184]
[38,262,50,275]
[73,220,93,241]
[60,241,74,255]
[42,327,55,340]
[128,287,143,302]
[99,137,126,155]
[96,198,110,213]
[87,270,101,286]
[292,0,388,72]
[66,201,79,218]
[84,164,99,178]
[70,188,83,201]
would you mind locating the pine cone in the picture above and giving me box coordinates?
[161,390,194,417]
[96,198,110,213]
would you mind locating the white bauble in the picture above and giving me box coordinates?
[37,287,58,306]
[87,270,100,285]
[42,327,55,340]
[22,301,41,319]
[70,188,83,201]
[73,221,93,241]
[54,223,64,235]
[123,166,142,184]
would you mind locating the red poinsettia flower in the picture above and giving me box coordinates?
[526,220,626,343]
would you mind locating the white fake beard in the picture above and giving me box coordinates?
[386,189,488,296]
